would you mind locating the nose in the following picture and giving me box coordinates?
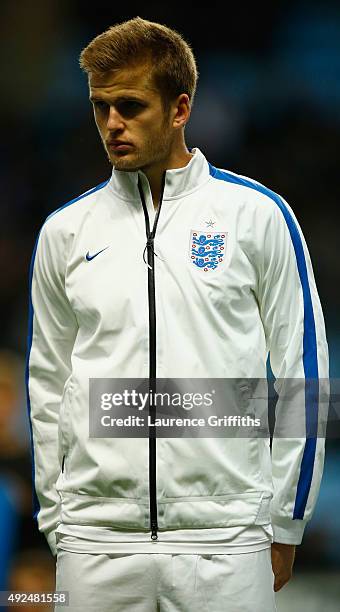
[107,106,124,131]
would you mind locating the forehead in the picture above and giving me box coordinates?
[89,64,159,99]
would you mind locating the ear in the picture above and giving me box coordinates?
[172,94,191,129]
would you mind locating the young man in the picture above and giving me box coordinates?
[26,17,329,611]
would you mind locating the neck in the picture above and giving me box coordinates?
[143,142,194,208]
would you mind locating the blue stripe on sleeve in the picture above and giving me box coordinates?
[25,179,109,523]
[25,234,41,519]
[209,163,319,519]
[46,179,109,221]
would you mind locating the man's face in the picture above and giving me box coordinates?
[89,64,175,172]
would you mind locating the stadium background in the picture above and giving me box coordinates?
[0,1,339,610]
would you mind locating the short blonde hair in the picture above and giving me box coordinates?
[79,16,198,107]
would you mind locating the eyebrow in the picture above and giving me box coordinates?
[89,95,147,104]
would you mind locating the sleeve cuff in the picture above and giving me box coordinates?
[46,530,57,556]
[271,517,306,545]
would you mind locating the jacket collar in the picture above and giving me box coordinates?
[108,147,210,202]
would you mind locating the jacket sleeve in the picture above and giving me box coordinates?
[26,219,78,556]
[257,195,329,545]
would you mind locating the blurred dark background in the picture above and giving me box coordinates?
[0,1,339,609]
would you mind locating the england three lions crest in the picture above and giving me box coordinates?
[190,230,227,271]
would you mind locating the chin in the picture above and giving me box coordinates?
[108,152,137,171]
[113,161,140,172]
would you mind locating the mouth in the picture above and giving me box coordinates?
[107,141,134,153]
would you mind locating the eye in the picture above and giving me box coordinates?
[117,100,145,117]
[93,101,109,111]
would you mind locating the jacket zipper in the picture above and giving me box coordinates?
[138,172,166,541]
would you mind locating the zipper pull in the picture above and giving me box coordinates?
[151,521,158,541]
[143,240,153,269]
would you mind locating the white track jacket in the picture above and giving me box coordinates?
[26,147,329,555]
